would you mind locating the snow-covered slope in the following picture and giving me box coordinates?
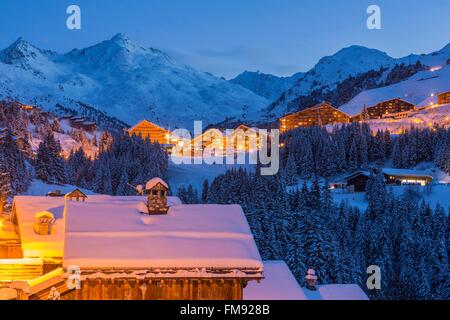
[0,34,268,128]
[265,44,450,117]
[267,46,397,115]
[230,70,303,102]
[340,65,450,116]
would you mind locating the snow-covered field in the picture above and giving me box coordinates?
[366,104,450,133]
[25,180,97,196]
[332,184,450,211]
[340,63,450,117]
[168,155,256,193]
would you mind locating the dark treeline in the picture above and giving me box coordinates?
[65,133,168,195]
[281,123,450,184]
[1,100,167,208]
[0,127,168,210]
[204,168,449,300]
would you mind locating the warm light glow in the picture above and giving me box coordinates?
[430,66,442,72]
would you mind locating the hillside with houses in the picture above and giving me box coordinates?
[0,36,449,301]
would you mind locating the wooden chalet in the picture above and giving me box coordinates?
[225,124,266,152]
[438,91,450,105]
[61,115,97,132]
[128,120,173,145]
[65,189,88,202]
[279,102,350,133]
[345,168,433,192]
[4,181,264,300]
[364,98,416,119]
[189,128,225,154]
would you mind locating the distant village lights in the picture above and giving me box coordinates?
[128,120,280,176]
[171,121,280,176]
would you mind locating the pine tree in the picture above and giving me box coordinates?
[201,179,209,203]
[0,152,12,212]
[348,139,359,171]
[284,152,298,186]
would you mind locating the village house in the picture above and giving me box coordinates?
[225,124,267,152]
[2,180,264,300]
[363,98,416,120]
[0,179,369,300]
[128,119,174,145]
[438,90,450,105]
[188,128,226,156]
[345,168,433,192]
[279,102,351,133]
[60,115,97,133]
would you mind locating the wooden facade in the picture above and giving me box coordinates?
[279,102,350,133]
[128,120,172,145]
[65,189,88,202]
[438,91,450,105]
[55,277,246,300]
[226,125,264,151]
[365,98,416,119]
[345,170,433,192]
[345,173,370,192]
[190,129,225,154]
[0,240,23,259]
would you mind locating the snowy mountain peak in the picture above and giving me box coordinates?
[313,45,394,72]
[0,35,268,128]
[107,33,141,51]
[110,32,130,42]
[63,33,178,71]
[0,37,55,66]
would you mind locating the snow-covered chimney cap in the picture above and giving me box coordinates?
[35,211,54,220]
[145,178,168,190]
[306,269,318,280]
[307,269,316,275]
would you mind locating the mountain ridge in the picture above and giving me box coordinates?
[231,43,450,118]
[0,34,269,129]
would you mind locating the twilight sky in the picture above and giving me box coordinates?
[0,0,449,78]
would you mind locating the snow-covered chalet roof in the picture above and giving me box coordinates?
[145,177,168,190]
[12,195,181,259]
[244,261,368,300]
[303,284,369,300]
[61,199,262,274]
[345,168,432,180]
[382,168,432,178]
[244,261,307,300]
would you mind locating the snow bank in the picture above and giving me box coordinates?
[244,261,369,300]
[340,66,450,116]
[25,180,96,196]
[244,261,306,300]
[303,284,369,300]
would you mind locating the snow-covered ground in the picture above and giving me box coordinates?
[25,180,97,196]
[168,155,256,193]
[332,184,450,211]
[340,63,450,117]
[290,163,450,211]
[365,104,450,133]
[244,261,368,300]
